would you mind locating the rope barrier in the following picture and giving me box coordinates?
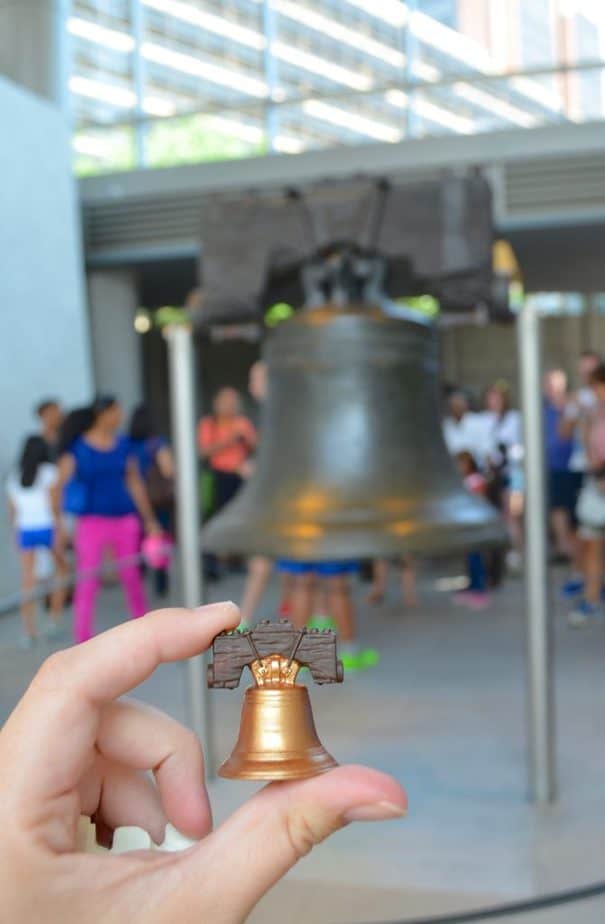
[377,880,605,923]
[0,551,148,616]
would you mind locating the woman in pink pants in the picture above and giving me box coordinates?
[57,396,159,642]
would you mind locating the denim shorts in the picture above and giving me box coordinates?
[18,527,54,550]
[277,560,359,576]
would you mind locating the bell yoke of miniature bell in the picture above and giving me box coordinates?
[208,619,343,781]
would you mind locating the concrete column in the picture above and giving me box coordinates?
[87,270,143,415]
[0,0,69,108]
[519,298,555,803]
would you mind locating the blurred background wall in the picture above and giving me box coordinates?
[0,75,92,596]
[441,309,605,401]
[87,269,143,414]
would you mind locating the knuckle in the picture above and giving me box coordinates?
[176,727,203,762]
[284,808,325,859]
[34,651,70,690]
[182,727,201,750]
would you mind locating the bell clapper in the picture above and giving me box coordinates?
[207,619,343,781]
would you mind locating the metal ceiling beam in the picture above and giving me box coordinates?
[79,119,605,207]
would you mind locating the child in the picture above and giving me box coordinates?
[366,556,417,608]
[6,436,67,646]
[276,559,379,671]
[454,451,491,610]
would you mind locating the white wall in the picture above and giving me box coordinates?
[0,76,92,598]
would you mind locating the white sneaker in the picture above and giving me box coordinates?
[506,549,523,574]
[42,618,64,640]
[568,600,597,629]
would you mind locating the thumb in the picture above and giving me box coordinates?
[178,766,407,923]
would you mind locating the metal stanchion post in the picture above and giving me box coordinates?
[165,324,214,773]
[518,297,555,803]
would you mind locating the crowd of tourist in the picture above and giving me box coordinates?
[443,350,605,626]
[6,397,174,647]
[6,348,605,650]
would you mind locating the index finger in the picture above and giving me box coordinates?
[0,603,239,806]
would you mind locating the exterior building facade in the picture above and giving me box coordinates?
[67,0,605,174]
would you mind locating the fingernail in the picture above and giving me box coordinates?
[196,601,238,616]
[343,801,407,823]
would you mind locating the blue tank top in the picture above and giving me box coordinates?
[71,435,136,517]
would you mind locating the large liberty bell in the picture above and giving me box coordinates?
[208,620,342,780]
[205,301,505,558]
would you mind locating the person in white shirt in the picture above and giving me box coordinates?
[443,390,491,467]
[562,351,601,475]
[560,351,602,598]
[6,435,67,646]
[481,382,524,571]
[481,383,523,467]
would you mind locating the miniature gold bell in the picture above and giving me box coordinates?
[208,621,343,781]
[219,655,337,780]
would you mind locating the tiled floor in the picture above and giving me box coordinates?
[1,564,604,922]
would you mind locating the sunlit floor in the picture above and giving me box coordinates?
[1,563,604,923]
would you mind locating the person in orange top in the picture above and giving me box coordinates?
[198,387,257,515]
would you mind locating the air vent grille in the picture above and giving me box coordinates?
[504,153,605,215]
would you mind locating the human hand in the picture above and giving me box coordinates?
[231,431,250,449]
[234,423,254,445]
[563,399,580,421]
[212,432,239,453]
[0,604,406,923]
[53,520,71,553]
[237,459,255,479]
[144,517,162,536]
